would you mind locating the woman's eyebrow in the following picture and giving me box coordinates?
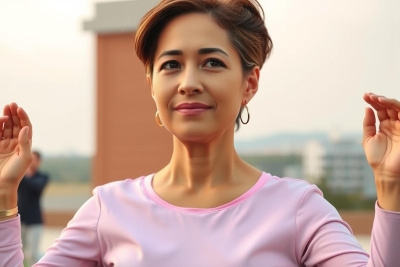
[198,48,229,57]
[158,50,183,59]
[158,48,229,60]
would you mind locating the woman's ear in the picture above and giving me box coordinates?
[243,66,260,103]
[147,74,151,86]
[147,74,155,99]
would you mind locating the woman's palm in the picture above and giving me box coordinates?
[0,103,32,190]
[363,94,400,179]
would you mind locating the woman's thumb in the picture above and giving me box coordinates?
[362,107,376,145]
[18,126,32,160]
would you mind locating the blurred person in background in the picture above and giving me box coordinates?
[18,150,49,266]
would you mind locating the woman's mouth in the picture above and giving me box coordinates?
[174,102,212,115]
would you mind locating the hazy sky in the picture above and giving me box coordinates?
[1,0,399,155]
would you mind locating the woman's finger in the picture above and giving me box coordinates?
[376,96,400,120]
[377,97,400,113]
[17,107,32,140]
[10,103,21,138]
[363,93,390,122]
[18,126,32,162]
[363,107,377,142]
[2,105,13,139]
[0,115,9,140]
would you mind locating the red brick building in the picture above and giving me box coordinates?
[84,0,172,187]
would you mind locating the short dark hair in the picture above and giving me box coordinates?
[32,150,42,160]
[135,0,273,131]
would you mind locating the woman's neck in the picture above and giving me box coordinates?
[158,131,250,190]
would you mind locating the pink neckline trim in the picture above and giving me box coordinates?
[143,172,270,213]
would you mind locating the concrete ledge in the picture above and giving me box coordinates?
[44,211,75,227]
[339,211,374,235]
[83,0,159,34]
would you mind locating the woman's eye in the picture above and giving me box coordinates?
[204,59,226,68]
[161,61,181,70]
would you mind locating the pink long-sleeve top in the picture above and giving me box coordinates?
[1,172,400,266]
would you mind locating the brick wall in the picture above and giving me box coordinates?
[93,33,172,187]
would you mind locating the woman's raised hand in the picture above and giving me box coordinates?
[0,103,32,208]
[363,93,400,211]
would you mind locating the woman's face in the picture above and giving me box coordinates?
[150,13,259,141]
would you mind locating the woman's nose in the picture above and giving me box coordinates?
[178,67,203,95]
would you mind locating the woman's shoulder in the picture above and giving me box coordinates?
[260,173,337,218]
[92,174,152,201]
[255,173,328,213]
[262,172,322,198]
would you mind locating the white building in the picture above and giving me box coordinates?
[303,140,326,183]
[303,138,376,198]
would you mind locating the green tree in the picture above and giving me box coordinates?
[316,177,375,210]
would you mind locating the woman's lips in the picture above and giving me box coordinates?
[175,102,212,115]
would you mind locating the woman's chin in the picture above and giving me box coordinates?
[170,126,219,143]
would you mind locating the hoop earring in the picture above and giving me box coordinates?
[155,111,164,127]
[239,105,250,124]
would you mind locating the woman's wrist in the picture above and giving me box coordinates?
[0,190,18,221]
[0,207,18,221]
[0,189,18,211]
[375,176,400,212]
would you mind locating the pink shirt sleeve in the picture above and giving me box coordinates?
[0,187,103,267]
[36,187,102,266]
[0,215,24,266]
[296,185,400,266]
[369,204,400,267]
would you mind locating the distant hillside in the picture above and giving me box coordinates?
[40,156,91,183]
[235,132,362,155]
[242,154,302,178]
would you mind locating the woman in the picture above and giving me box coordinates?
[1,0,399,266]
